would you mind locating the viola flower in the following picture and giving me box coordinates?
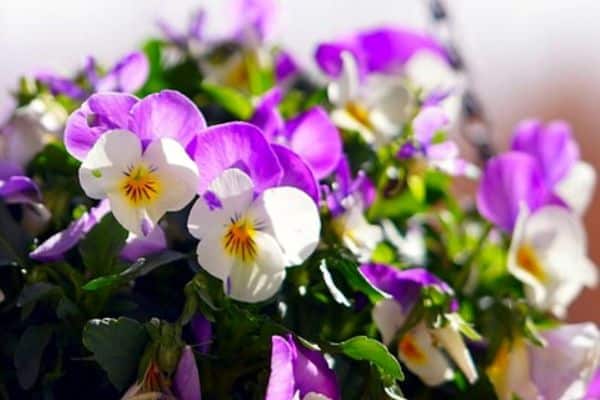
[266,334,340,400]
[361,263,478,386]
[187,168,320,302]
[65,90,204,235]
[36,51,149,100]
[191,313,213,354]
[230,0,280,44]
[251,87,343,179]
[158,9,206,52]
[326,157,381,262]
[488,323,600,400]
[510,119,596,215]
[507,205,597,318]
[476,151,561,232]
[0,97,67,167]
[397,106,478,177]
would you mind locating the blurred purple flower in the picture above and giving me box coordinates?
[266,334,340,400]
[275,51,300,83]
[191,313,213,354]
[172,346,202,400]
[0,161,42,206]
[586,368,600,399]
[326,155,375,217]
[230,0,279,43]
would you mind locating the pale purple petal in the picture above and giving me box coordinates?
[35,72,86,100]
[83,56,99,87]
[586,368,600,399]
[230,0,279,42]
[64,92,138,160]
[360,264,453,310]
[191,314,212,354]
[129,90,206,149]
[315,40,365,78]
[119,226,167,262]
[173,346,201,400]
[188,9,206,41]
[0,161,23,180]
[192,122,282,194]
[29,200,110,262]
[413,106,449,145]
[0,176,41,205]
[266,336,296,400]
[476,152,554,232]
[97,51,149,93]
[250,87,284,141]
[286,107,342,180]
[271,144,320,203]
[275,51,299,82]
[510,119,580,187]
[158,19,187,47]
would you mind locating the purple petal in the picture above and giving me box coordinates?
[97,51,149,93]
[191,314,212,354]
[271,144,320,203]
[275,51,299,82]
[64,92,138,160]
[119,226,167,262]
[0,161,23,180]
[357,173,376,208]
[158,19,187,47]
[230,0,279,42]
[188,9,206,42]
[587,368,600,399]
[286,107,342,180]
[29,200,110,262]
[192,122,282,194]
[266,336,296,400]
[83,56,99,87]
[476,152,554,232]
[510,119,580,187]
[0,176,41,205]
[129,90,206,149]
[360,264,453,310]
[250,87,284,141]
[315,40,366,78]
[35,71,86,100]
[173,346,201,400]
[413,106,449,145]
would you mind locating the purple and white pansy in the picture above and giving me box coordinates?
[266,334,340,400]
[361,263,478,386]
[488,323,600,400]
[64,90,203,236]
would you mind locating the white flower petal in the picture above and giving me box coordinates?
[488,340,538,400]
[330,108,376,144]
[250,186,320,266]
[431,325,478,384]
[141,138,199,221]
[372,299,406,346]
[107,192,152,236]
[555,161,596,216]
[79,130,142,199]
[327,51,360,106]
[196,234,234,281]
[333,203,382,262]
[226,263,286,303]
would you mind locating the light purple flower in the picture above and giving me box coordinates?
[315,27,448,79]
[476,151,561,232]
[326,156,375,217]
[191,314,212,354]
[191,121,319,202]
[173,346,202,400]
[158,9,206,48]
[36,51,149,100]
[275,51,300,83]
[230,0,279,43]
[266,334,340,400]
[0,161,41,206]
[251,88,343,180]
[120,226,167,262]
[586,368,600,399]
[64,90,206,161]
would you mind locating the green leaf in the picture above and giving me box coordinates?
[82,317,149,390]
[79,213,128,277]
[337,336,404,381]
[14,325,53,389]
[200,82,253,119]
[246,51,274,95]
[444,313,482,341]
[17,282,60,307]
[0,200,30,267]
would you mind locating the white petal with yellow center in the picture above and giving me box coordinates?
[332,201,382,262]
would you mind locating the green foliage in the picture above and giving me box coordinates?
[335,336,404,382]
[199,82,254,119]
[79,213,128,277]
[14,325,53,389]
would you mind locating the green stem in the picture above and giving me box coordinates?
[455,222,493,289]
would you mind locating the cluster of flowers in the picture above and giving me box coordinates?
[0,1,598,399]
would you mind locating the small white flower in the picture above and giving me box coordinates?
[507,205,598,318]
[554,161,596,216]
[331,199,382,262]
[79,130,199,236]
[187,168,320,302]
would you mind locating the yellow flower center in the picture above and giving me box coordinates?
[223,217,257,263]
[398,334,427,364]
[120,164,161,206]
[346,101,374,130]
[516,243,547,282]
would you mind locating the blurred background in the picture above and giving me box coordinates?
[1,0,598,321]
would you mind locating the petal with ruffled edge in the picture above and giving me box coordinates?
[476,152,553,232]
[271,145,320,204]
[173,346,201,400]
[249,185,320,266]
[530,323,600,400]
[286,107,342,180]
[555,161,596,215]
[192,122,282,194]
[64,93,138,160]
[30,200,110,262]
[128,90,206,149]
[510,119,579,187]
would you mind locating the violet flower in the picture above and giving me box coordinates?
[361,263,478,386]
[510,119,596,215]
[266,334,340,400]
[172,346,202,400]
[191,313,213,354]
[586,368,600,399]
[251,87,343,180]
[37,51,149,101]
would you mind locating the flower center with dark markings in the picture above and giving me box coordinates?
[121,164,161,205]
